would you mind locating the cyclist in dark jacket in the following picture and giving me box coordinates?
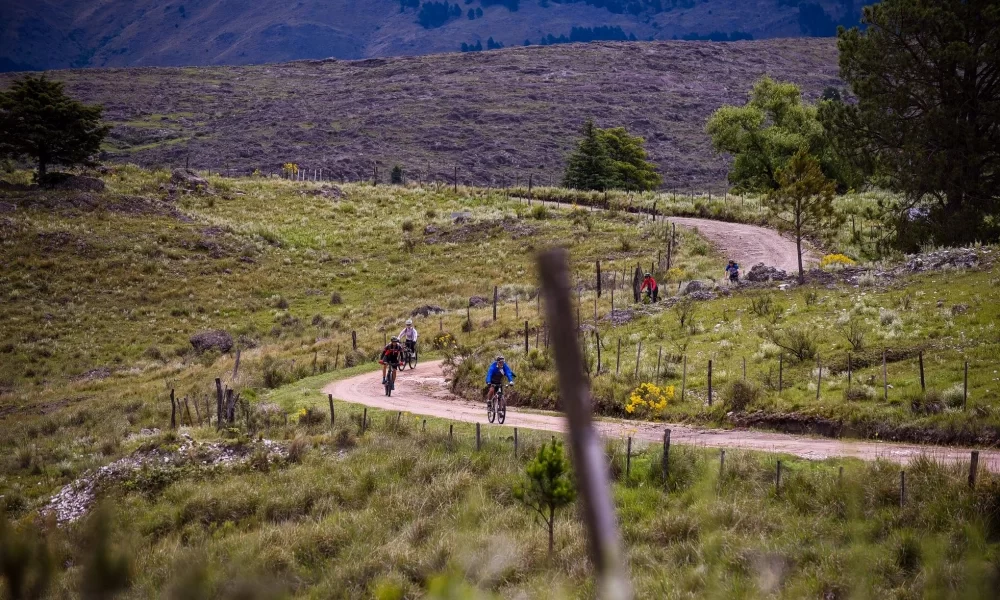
[379,337,403,384]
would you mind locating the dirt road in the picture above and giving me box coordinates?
[325,360,1000,471]
[667,217,818,274]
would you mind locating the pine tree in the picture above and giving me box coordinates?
[562,119,613,191]
[513,440,576,554]
[768,148,839,283]
[0,74,108,183]
[390,164,404,184]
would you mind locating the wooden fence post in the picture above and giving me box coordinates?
[362,407,368,434]
[681,355,687,401]
[969,451,979,488]
[476,422,481,451]
[899,470,906,507]
[742,357,746,381]
[596,260,602,298]
[816,357,822,401]
[233,347,241,380]
[215,378,223,430]
[352,330,357,351]
[449,423,453,443]
[708,360,713,406]
[883,348,888,401]
[514,427,519,457]
[918,351,925,392]
[634,342,642,379]
[626,437,632,478]
[328,394,335,426]
[778,355,783,393]
[493,286,498,321]
[719,449,725,479]
[964,361,969,409]
[776,460,782,497]
[662,429,671,484]
[656,347,662,381]
[170,389,176,429]
[616,338,621,375]
[595,331,602,373]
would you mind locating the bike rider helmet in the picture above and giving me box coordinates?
[644,272,651,277]
[391,336,400,342]
[405,319,413,325]
[496,355,505,362]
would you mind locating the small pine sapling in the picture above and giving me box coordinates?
[513,439,576,554]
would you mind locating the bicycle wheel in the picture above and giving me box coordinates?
[408,351,417,369]
[386,371,395,396]
[497,393,506,424]
[487,396,496,423]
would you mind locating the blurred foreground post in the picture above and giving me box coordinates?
[538,248,632,600]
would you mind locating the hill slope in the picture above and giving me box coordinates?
[0,0,861,70]
[6,39,841,188]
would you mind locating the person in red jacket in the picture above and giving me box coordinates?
[640,272,659,302]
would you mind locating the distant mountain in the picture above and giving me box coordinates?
[0,0,861,71]
[0,39,842,189]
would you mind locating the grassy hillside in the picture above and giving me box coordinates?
[0,38,840,189]
[1,0,854,70]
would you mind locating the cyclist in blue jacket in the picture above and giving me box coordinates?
[485,354,515,407]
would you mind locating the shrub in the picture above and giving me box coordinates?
[625,382,674,418]
[431,331,457,350]
[843,385,876,402]
[908,390,944,415]
[837,317,866,351]
[893,533,922,574]
[764,326,818,361]
[530,204,549,220]
[330,291,343,305]
[820,253,856,269]
[261,356,287,389]
[722,380,760,412]
[618,235,633,252]
[401,219,414,233]
[296,406,326,426]
[941,384,965,408]
[343,350,368,368]
[287,435,311,463]
[143,346,164,361]
[804,290,819,306]
[879,308,900,326]
[333,427,356,449]
[272,296,289,310]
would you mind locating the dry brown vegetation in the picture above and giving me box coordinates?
[4,39,839,189]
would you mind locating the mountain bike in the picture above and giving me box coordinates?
[487,383,508,424]
[401,342,417,370]
[384,364,398,396]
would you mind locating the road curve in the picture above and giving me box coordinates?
[667,217,819,274]
[324,360,1000,471]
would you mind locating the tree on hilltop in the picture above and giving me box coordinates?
[821,0,1000,249]
[0,74,108,183]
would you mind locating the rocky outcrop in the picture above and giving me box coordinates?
[189,330,234,353]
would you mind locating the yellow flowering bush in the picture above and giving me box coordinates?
[282,162,299,177]
[666,267,686,281]
[625,382,675,418]
[820,254,856,270]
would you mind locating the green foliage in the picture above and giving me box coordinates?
[563,119,660,191]
[390,164,404,185]
[0,75,109,182]
[706,76,854,193]
[822,0,1000,249]
[512,439,576,553]
[768,148,839,281]
[0,512,54,599]
[80,506,132,600]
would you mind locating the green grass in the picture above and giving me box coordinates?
[3,415,998,598]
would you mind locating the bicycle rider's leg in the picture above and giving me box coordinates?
[381,363,387,382]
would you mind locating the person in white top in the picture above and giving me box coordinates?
[398,319,418,357]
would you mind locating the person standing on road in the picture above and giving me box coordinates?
[726,260,741,284]
[484,355,515,406]
[398,319,418,358]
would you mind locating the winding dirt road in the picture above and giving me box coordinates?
[667,217,818,274]
[325,361,1000,471]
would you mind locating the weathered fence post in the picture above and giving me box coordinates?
[656,347,662,381]
[476,422,481,450]
[524,320,529,353]
[816,357,822,401]
[616,338,621,375]
[883,348,888,401]
[595,331,602,373]
[362,407,368,434]
[707,360,713,406]
[969,451,980,488]
[964,361,969,409]
[681,355,687,401]
[233,347,241,380]
[493,286,498,321]
[170,389,177,429]
[514,427,519,457]
[661,429,671,484]
[449,423,454,443]
[596,260,602,298]
[776,460,782,496]
[899,470,906,507]
[626,437,632,478]
[918,351,925,392]
[352,330,357,351]
[634,342,642,379]
[215,378,223,430]
[328,394,335,426]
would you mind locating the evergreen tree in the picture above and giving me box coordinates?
[512,440,576,554]
[821,0,1000,248]
[768,148,839,283]
[0,74,108,183]
[600,127,661,191]
[390,164,404,184]
[563,119,613,191]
